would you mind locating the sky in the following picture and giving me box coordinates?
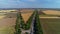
[0,0,60,8]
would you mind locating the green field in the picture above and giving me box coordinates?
[0,26,15,34]
[40,18,60,34]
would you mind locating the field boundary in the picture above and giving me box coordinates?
[40,17,60,18]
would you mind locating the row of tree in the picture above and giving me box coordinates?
[14,13,21,34]
[33,10,43,34]
[14,11,35,34]
[14,10,43,34]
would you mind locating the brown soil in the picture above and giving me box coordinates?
[0,18,16,27]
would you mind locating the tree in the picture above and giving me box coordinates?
[14,13,21,34]
[25,32,29,34]
[34,9,43,34]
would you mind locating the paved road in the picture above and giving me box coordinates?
[30,14,35,34]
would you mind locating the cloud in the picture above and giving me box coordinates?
[0,0,60,8]
[0,0,27,8]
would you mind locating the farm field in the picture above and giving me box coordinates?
[39,10,60,34]
[40,18,60,34]
[0,10,17,34]
[42,10,60,15]
[20,10,34,23]
[0,15,6,20]
[39,15,59,17]
[1,9,60,34]
[0,26,14,34]
[39,10,60,17]
[0,18,16,34]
